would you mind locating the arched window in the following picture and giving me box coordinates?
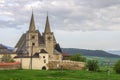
[42,66,46,70]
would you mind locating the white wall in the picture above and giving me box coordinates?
[14,53,49,70]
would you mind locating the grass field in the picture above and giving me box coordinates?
[0,69,119,80]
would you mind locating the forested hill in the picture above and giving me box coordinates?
[2,44,120,58]
[62,48,120,58]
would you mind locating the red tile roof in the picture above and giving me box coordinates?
[62,52,71,57]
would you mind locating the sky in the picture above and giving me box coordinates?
[0,0,120,50]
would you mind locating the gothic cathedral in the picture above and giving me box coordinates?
[14,12,62,69]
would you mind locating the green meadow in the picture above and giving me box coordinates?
[0,69,119,80]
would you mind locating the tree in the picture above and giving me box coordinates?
[87,60,99,71]
[1,54,15,62]
[70,54,86,62]
[114,60,120,74]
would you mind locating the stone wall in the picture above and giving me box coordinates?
[48,60,85,70]
[0,62,21,70]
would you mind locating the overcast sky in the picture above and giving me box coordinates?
[0,0,120,50]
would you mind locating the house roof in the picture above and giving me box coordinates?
[40,49,48,53]
[15,33,26,54]
[14,55,39,58]
[33,53,39,57]
[62,52,71,57]
[15,33,26,48]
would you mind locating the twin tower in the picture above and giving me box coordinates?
[15,12,62,61]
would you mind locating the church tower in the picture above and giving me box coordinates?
[43,15,55,55]
[26,12,39,56]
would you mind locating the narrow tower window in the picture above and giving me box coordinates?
[44,60,46,63]
[43,56,45,58]
[31,36,35,39]
[32,43,35,46]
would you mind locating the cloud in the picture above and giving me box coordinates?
[0,0,120,31]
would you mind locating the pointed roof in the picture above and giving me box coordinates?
[15,33,26,54]
[15,33,26,48]
[40,49,48,53]
[29,11,35,31]
[44,15,51,33]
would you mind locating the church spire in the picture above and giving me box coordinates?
[29,11,35,31]
[44,14,51,33]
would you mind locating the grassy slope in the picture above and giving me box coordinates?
[0,70,119,80]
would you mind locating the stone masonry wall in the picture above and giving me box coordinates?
[48,60,85,70]
[0,62,21,70]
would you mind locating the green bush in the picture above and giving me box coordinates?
[87,60,99,71]
[114,60,120,74]
[70,54,86,62]
[1,54,15,62]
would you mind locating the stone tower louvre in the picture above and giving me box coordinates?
[15,12,62,61]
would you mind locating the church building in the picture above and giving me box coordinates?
[14,12,62,70]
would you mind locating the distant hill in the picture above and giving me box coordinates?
[0,44,13,54]
[1,44,120,58]
[1,44,14,51]
[62,48,120,58]
[107,50,120,56]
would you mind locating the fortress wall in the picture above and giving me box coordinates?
[0,62,21,70]
[48,60,85,70]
